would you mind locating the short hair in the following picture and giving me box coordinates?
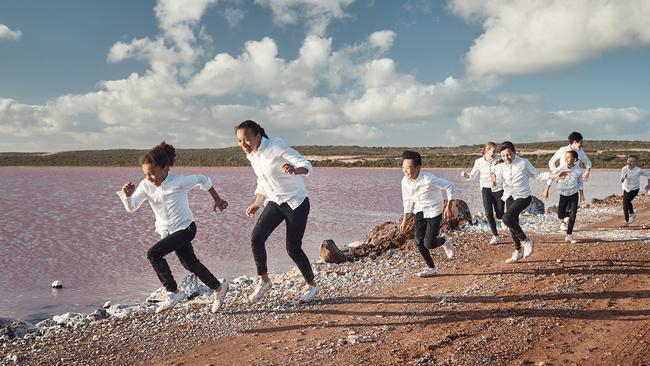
[401,150,422,167]
[499,141,516,154]
[568,132,583,144]
[628,154,639,160]
[139,141,176,167]
[565,150,578,160]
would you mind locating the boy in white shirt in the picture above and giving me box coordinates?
[543,150,585,243]
[399,150,455,278]
[548,131,592,181]
[620,154,650,226]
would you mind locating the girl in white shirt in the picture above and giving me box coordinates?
[118,142,229,314]
[543,150,585,243]
[235,120,320,304]
[461,142,504,245]
[620,154,650,226]
[492,141,566,264]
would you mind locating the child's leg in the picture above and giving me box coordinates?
[147,223,198,292]
[566,193,579,234]
[175,234,221,290]
[503,197,532,250]
[558,194,570,220]
[424,213,445,249]
[482,188,498,236]
[414,212,435,268]
[628,189,640,215]
[492,190,505,220]
[283,198,315,283]
[250,202,286,277]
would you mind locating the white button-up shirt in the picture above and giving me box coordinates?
[467,156,503,191]
[621,166,650,192]
[247,137,312,209]
[402,171,454,218]
[548,145,592,170]
[548,165,583,196]
[116,172,213,238]
[493,156,550,201]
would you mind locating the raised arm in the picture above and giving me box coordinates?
[116,180,147,212]
[548,148,562,170]
[278,139,313,176]
[463,160,480,181]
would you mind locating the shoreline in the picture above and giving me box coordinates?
[2,193,648,365]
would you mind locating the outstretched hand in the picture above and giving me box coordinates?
[122,182,135,197]
[282,163,297,175]
[213,198,228,212]
[246,203,262,218]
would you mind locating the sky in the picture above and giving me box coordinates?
[1,0,650,152]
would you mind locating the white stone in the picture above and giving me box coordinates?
[51,280,63,289]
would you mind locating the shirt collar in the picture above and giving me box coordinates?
[249,137,269,158]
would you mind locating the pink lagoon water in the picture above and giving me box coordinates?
[0,167,623,321]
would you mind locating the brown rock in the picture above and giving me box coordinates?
[319,240,351,264]
[525,196,545,215]
[591,194,623,206]
[442,199,473,231]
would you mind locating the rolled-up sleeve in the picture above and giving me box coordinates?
[278,139,313,176]
[180,174,213,192]
[116,181,147,213]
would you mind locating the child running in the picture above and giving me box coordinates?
[492,141,567,264]
[543,150,585,244]
[548,131,592,181]
[399,150,455,278]
[235,120,320,303]
[620,154,650,226]
[461,142,504,245]
[117,142,229,313]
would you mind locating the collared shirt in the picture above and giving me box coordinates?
[621,166,650,192]
[493,155,550,201]
[548,145,592,170]
[548,164,583,196]
[116,172,213,238]
[467,156,503,191]
[401,171,454,218]
[247,137,313,209]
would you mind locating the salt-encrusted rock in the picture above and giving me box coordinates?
[320,240,352,264]
[86,308,110,322]
[35,319,57,333]
[547,205,558,214]
[51,280,63,289]
[591,194,623,206]
[525,196,545,215]
[102,301,112,309]
[105,304,138,318]
[52,312,86,328]
[0,319,38,340]
[147,274,211,303]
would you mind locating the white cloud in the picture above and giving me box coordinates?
[224,7,246,27]
[449,0,650,75]
[0,24,22,41]
[255,0,355,35]
[368,30,396,53]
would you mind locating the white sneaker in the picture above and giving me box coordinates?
[155,291,184,314]
[505,249,523,264]
[442,235,455,259]
[565,235,577,244]
[523,239,534,258]
[488,235,501,245]
[560,221,568,231]
[622,221,629,227]
[211,282,229,313]
[418,267,437,278]
[629,213,636,224]
[300,284,320,303]
[248,280,273,302]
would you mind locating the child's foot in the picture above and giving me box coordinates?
[418,267,437,278]
[523,239,534,258]
[211,281,229,313]
[505,249,523,264]
[489,235,501,245]
[629,213,636,224]
[155,291,184,313]
[565,234,578,244]
[299,284,320,303]
[249,280,273,302]
[442,235,455,259]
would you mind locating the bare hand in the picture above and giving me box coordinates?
[490,173,496,187]
[461,171,469,179]
[399,214,411,234]
[542,188,549,199]
[582,170,590,182]
[122,182,135,197]
[622,174,628,183]
[443,206,452,221]
[246,203,262,218]
[282,163,297,175]
[579,197,585,208]
[213,198,228,212]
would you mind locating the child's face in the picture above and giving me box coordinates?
[142,163,169,186]
[564,152,577,167]
[570,140,583,150]
[500,149,515,164]
[627,157,638,169]
[236,128,262,154]
[402,159,421,180]
[484,146,495,160]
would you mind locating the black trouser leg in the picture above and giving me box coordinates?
[482,188,504,236]
[250,202,285,276]
[282,198,315,283]
[503,197,532,250]
[147,222,198,292]
[175,231,221,290]
[623,189,639,221]
[558,193,579,235]
[414,212,436,268]
[423,213,445,250]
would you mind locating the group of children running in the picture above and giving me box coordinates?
[117,126,650,313]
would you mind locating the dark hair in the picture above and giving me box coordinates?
[235,120,269,139]
[139,141,176,167]
[401,150,422,167]
[568,131,583,144]
[499,141,516,154]
[628,154,639,160]
[566,150,578,160]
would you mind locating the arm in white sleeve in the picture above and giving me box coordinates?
[548,148,562,170]
[428,175,454,200]
[620,167,627,182]
[578,149,592,169]
[254,175,267,197]
[401,179,415,214]
[116,181,147,213]
[277,139,313,175]
[179,174,213,192]
[639,168,650,178]
[526,160,550,181]
[467,160,480,181]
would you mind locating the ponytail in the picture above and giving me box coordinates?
[235,120,269,139]
[139,141,176,167]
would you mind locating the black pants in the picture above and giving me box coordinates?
[623,189,640,222]
[558,193,579,234]
[413,212,445,268]
[482,188,505,236]
[251,198,314,282]
[503,196,532,250]
[147,222,220,292]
